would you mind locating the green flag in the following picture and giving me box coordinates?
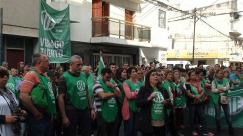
[98,55,105,76]
[39,0,71,63]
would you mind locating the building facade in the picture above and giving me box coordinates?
[0,0,170,68]
[167,0,243,67]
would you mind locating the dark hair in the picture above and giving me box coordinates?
[164,70,173,78]
[101,68,112,76]
[109,62,116,66]
[197,68,206,77]
[127,67,137,79]
[179,68,186,73]
[0,67,9,78]
[116,68,126,81]
[188,70,196,78]
[144,69,157,89]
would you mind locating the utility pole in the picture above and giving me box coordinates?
[192,8,197,65]
[0,8,4,65]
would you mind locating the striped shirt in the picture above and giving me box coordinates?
[93,82,103,112]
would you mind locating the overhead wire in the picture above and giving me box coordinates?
[143,0,240,40]
[197,17,231,38]
[168,10,243,22]
[143,0,188,14]
[168,0,237,21]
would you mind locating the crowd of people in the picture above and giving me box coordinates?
[0,53,243,136]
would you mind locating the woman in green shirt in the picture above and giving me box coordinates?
[123,67,141,136]
[212,69,233,135]
[115,68,127,136]
[173,70,186,129]
[161,70,179,136]
[136,70,171,136]
[186,70,214,136]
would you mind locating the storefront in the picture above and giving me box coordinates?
[166,49,228,66]
[71,42,139,67]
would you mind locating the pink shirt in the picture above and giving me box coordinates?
[122,80,139,120]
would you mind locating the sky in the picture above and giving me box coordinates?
[169,0,230,10]
[169,0,243,35]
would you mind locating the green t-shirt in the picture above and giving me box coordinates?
[85,73,94,100]
[99,79,118,123]
[161,80,173,99]
[6,76,22,98]
[125,80,142,112]
[173,82,186,108]
[211,78,229,105]
[30,70,56,114]
[151,87,164,121]
[63,72,88,110]
[189,81,206,104]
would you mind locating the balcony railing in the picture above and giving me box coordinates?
[92,16,151,42]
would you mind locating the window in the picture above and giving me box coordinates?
[158,10,166,28]
[92,54,133,67]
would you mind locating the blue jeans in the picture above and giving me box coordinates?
[27,114,53,136]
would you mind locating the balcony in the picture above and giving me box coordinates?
[91,16,151,47]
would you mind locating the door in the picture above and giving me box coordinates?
[102,2,109,36]
[125,9,134,40]
[92,0,109,36]
[92,0,103,36]
[7,49,24,69]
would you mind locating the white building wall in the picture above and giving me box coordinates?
[107,1,170,64]
[1,0,93,43]
[167,1,240,65]
[134,3,169,49]
[69,0,92,42]
[110,5,125,20]
[1,0,39,37]
[237,0,243,36]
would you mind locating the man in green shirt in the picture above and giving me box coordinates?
[58,55,95,136]
[94,68,120,136]
[20,53,56,136]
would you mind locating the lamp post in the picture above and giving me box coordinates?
[192,8,197,65]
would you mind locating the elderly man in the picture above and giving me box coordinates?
[58,55,95,136]
[19,53,56,136]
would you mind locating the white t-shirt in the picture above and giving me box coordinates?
[0,89,18,136]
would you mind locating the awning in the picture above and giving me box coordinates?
[103,0,141,12]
